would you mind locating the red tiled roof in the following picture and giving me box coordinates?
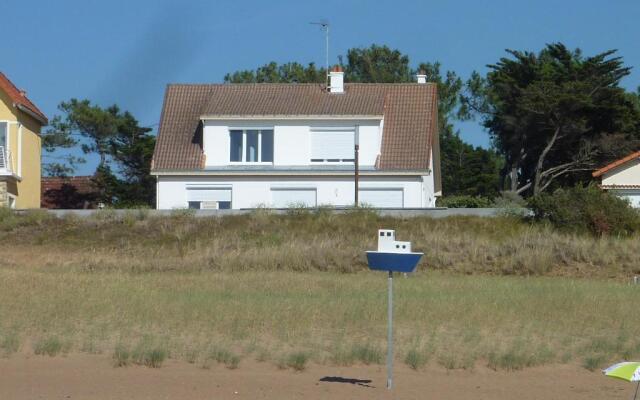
[41,176,99,209]
[152,83,439,175]
[0,72,48,124]
[593,151,640,177]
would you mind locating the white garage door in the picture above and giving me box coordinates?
[359,188,404,208]
[271,188,317,208]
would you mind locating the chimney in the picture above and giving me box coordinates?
[329,65,344,93]
[416,70,427,84]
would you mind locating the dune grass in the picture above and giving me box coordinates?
[0,211,639,370]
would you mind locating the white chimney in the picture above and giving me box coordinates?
[329,65,344,93]
[416,70,427,84]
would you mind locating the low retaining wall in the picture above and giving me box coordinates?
[25,207,527,219]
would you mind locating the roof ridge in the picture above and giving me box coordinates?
[166,82,437,87]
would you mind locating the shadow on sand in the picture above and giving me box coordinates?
[319,376,374,388]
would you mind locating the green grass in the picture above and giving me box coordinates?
[284,351,310,371]
[202,347,241,370]
[33,336,66,357]
[113,343,131,367]
[405,348,428,370]
[1,213,640,370]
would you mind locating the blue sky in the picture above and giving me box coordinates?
[2,0,639,175]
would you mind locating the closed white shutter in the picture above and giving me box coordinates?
[310,129,354,160]
[187,188,232,202]
[271,188,317,208]
[359,189,403,208]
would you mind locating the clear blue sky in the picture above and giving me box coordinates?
[2,0,639,175]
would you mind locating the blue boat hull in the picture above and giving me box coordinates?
[366,251,423,273]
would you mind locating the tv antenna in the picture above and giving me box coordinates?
[310,20,330,84]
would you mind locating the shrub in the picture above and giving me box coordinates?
[113,344,131,367]
[437,195,493,208]
[528,184,640,236]
[34,337,64,356]
[285,351,310,371]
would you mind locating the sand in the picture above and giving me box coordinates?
[0,354,631,400]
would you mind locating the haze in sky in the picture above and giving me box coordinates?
[2,0,638,174]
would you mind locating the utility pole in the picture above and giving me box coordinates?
[354,126,359,207]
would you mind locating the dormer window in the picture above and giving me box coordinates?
[230,129,274,163]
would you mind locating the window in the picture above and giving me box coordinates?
[310,128,355,163]
[0,122,7,170]
[187,187,232,210]
[229,129,274,163]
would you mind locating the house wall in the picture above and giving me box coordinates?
[157,175,433,209]
[601,159,640,186]
[601,159,640,208]
[15,114,42,209]
[203,119,382,167]
[0,89,42,209]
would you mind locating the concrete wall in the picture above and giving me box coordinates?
[203,119,382,167]
[157,175,431,209]
[38,207,519,218]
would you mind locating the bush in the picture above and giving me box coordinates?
[437,195,493,208]
[528,185,640,236]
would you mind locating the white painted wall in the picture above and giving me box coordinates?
[602,159,640,186]
[203,119,382,167]
[157,175,434,209]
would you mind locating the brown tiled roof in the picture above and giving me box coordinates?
[152,83,438,173]
[593,151,640,177]
[41,176,99,209]
[0,72,48,124]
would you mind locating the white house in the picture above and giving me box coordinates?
[151,67,441,209]
[593,150,640,208]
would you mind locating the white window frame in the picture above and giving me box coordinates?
[229,128,274,164]
[309,127,356,164]
[0,121,14,172]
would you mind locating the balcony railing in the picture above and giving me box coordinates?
[0,145,13,173]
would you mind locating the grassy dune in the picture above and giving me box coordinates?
[0,209,639,371]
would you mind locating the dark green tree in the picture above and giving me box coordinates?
[224,45,502,197]
[417,62,502,197]
[463,43,640,195]
[224,62,325,83]
[341,45,412,83]
[46,99,156,206]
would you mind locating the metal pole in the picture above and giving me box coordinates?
[325,24,329,84]
[354,131,360,207]
[633,381,639,400]
[387,270,393,390]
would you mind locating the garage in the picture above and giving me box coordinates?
[358,188,404,208]
[271,188,317,208]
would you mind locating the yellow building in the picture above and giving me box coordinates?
[0,72,47,209]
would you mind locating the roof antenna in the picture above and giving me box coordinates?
[310,20,330,87]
